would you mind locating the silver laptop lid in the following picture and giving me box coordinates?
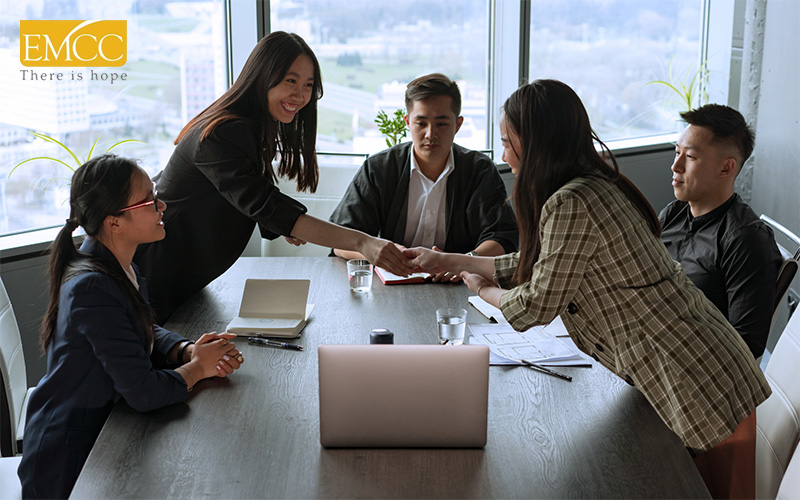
[318,344,489,448]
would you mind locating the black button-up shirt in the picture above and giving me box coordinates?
[659,194,782,358]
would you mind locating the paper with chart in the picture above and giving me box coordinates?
[467,323,588,366]
[467,296,571,340]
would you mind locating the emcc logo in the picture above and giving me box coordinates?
[20,20,127,67]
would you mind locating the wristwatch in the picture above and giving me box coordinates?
[466,250,480,256]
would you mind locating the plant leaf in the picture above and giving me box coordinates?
[106,139,145,152]
[87,134,103,160]
[30,131,81,168]
[9,156,75,177]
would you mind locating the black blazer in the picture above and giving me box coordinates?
[134,120,307,323]
[329,142,518,254]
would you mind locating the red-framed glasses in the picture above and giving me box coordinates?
[117,182,160,213]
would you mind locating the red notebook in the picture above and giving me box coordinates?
[375,267,431,285]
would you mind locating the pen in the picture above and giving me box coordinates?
[248,337,304,351]
[519,359,572,382]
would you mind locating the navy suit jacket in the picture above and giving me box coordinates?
[18,238,188,499]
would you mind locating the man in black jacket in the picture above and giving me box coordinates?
[330,73,518,282]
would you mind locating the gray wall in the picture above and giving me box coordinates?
[749,0,800,357]
[749,0,800,236]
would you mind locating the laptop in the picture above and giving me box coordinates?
[318,344,490,448]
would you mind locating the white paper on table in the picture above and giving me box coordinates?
[467,323,587,366]
[543,315,569,337]
[467,295,509,323]
[468,297,570,336]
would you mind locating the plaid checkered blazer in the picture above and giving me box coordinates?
[497,175,770,452]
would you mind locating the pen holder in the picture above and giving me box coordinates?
[370,329,394,344]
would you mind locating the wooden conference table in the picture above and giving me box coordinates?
[71,257,709,499]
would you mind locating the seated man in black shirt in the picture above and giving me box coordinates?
[659,104,782,358]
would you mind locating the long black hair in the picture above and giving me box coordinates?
[503,79,660,285]
[176,31,323,192]
[41,154,155,352]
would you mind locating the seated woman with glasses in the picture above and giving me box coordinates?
[17,154,244,499]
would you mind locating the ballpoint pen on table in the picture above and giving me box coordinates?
[248,337,304,351]
[519,359,572,382]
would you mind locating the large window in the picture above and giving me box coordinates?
[528,0,704,141]
[0,0,718,239]
[0,0,227,236]
[271,0,489,154]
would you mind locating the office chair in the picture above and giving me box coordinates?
[0,277,32,457]
[760,214,800,332]
[755,300,800,499]
[777,442,800,500]
[0,453,22,500]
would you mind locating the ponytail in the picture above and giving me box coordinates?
[40,219,82,351]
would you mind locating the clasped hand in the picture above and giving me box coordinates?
[193,332,243,378]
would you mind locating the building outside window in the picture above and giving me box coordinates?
[270,0,489,154]
[0,0,227,236]
[528,0,704,142]
[0,0,710,238]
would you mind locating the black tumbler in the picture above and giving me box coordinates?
[370,328,394,344]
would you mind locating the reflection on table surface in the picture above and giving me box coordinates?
[71,257,709,499]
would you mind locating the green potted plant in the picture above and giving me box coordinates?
[647,58,709,112]
[374,109,408,148]
[9,132,144,192]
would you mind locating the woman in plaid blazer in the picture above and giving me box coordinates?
[406,80,770,498]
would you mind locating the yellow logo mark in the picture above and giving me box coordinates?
[20,20,127,67]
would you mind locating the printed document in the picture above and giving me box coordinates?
[468,323,588,366]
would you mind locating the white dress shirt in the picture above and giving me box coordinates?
[402,148,455,249]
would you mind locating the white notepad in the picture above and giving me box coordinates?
[226,279,315,338]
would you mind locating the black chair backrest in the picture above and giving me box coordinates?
[760,214,800,313]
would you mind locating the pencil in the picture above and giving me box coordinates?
[519,359,572,382]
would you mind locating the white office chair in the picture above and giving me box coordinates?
[755,304,800,499]
[0,277,32,457]
[777,442,800,500]
[0,454,22,500]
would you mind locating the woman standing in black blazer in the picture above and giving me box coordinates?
[18,155,243,499]
[134,31,412,323]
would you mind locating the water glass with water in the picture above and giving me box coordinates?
[436,307,467,345]
[347,259,373,292]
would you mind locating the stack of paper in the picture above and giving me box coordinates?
[468,296,571,339]
[467,295,508,323]
[467,322,590,367]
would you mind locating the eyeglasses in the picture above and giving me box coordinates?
[117,182,160,213]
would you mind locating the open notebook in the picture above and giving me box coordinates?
[226,279,314,338]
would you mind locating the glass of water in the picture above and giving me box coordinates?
[347,259,373,293]
[436,307,467,345]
